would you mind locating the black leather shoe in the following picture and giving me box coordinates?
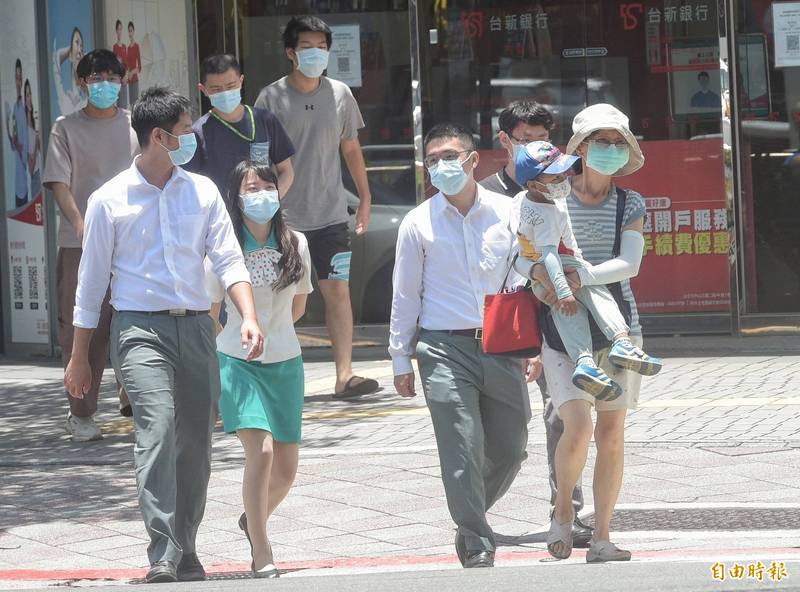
[454,532,467,566]
[177,552,206,581]
[572,516,594,548]
[464,550,494,568]
[145,560,177,583]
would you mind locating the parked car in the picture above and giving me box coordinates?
[299,145,415,326]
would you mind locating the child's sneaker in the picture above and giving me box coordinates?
[571,364,622,401]
[608,339,662,376]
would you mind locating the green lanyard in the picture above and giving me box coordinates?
[211,105,255,142]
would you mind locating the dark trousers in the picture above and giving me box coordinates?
[57,248,114,417]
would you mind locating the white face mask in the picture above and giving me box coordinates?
[538,178,572,200]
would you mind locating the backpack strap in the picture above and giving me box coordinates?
[612,186,628,258]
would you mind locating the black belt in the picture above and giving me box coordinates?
[438,328,483,340]
[118,309,209,317]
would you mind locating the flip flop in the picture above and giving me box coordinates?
[332,376,379,399]
[547,513,574,560]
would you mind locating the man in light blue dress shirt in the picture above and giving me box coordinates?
[64,87,264,584]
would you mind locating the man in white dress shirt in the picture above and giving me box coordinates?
[389,123,532,568]
[64,87,264,584]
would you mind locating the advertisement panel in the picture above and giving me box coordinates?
[48,0,95,118]
[627,139,730,313]
[1,0,48,343]
[103,0,191,101]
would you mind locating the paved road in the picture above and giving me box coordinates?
[1,336,800,589]
[4,560,800,592]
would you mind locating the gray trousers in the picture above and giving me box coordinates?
[538,375,584,513]
[110,311,220,565]
[416,330,531,553]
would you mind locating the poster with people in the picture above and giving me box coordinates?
[0,0,49,344]
[104,0,191,102]
[48,0,94,119]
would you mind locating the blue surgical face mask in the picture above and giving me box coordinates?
[158,130,198,166]
[428,154,473,196]
[88,81,121,109]
[241,189,280,224]
[209,88,242,114]
[296,48,330,78]
[586,142,630,176]
[511,142,524,161]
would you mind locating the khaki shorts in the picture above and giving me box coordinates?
[541,334,643,412]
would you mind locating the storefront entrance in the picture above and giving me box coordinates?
[727,0,800,331]
[414,0,733,333]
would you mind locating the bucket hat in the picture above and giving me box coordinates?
[565,104,644,176]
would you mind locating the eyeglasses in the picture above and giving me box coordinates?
[87,74,122,84]
[423,150,470,169]
[588,139,628,149]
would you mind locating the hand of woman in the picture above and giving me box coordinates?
[557,295,578,316]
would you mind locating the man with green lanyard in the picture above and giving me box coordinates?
[186,54,295,197]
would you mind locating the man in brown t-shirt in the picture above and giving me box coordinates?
[43,49,139,441]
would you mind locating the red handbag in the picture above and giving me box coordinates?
[482,257,542,358]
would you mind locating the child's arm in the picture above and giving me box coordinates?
[540,244,572,301]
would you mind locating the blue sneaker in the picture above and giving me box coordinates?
[608,339,663,376]
[571,364,622,401]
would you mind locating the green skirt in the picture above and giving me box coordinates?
[218,353,304,443]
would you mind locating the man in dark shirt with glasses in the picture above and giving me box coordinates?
[478,100,593,549]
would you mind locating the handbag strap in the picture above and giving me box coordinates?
[498,252,519,293]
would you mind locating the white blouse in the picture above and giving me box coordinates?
[205,229,313,364]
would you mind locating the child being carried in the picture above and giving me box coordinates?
[515,141,662,401]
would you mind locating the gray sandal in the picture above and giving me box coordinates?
[586,540,631,563]
[547,514,574,559]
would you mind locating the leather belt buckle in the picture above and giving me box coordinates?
[169,308,187,317]
[474,328,483,340]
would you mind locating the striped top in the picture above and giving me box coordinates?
[566,180,647,335]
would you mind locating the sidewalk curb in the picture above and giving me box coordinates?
[3,547,800,582]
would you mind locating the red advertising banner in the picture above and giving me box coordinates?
[475,139,730,314]
[625,138,730,313]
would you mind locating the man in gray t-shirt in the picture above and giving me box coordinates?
[43,50,139,441]
[255,15,378,400]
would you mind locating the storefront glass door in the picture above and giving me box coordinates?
[733,0,800,314]
[416,0,732,332]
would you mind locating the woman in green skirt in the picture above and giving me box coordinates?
[206,161,312,578]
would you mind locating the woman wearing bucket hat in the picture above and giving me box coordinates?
[527,104,651,563]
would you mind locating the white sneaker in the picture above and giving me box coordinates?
[65,413,103,442]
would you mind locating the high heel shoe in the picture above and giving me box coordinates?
[238,512,279,578]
